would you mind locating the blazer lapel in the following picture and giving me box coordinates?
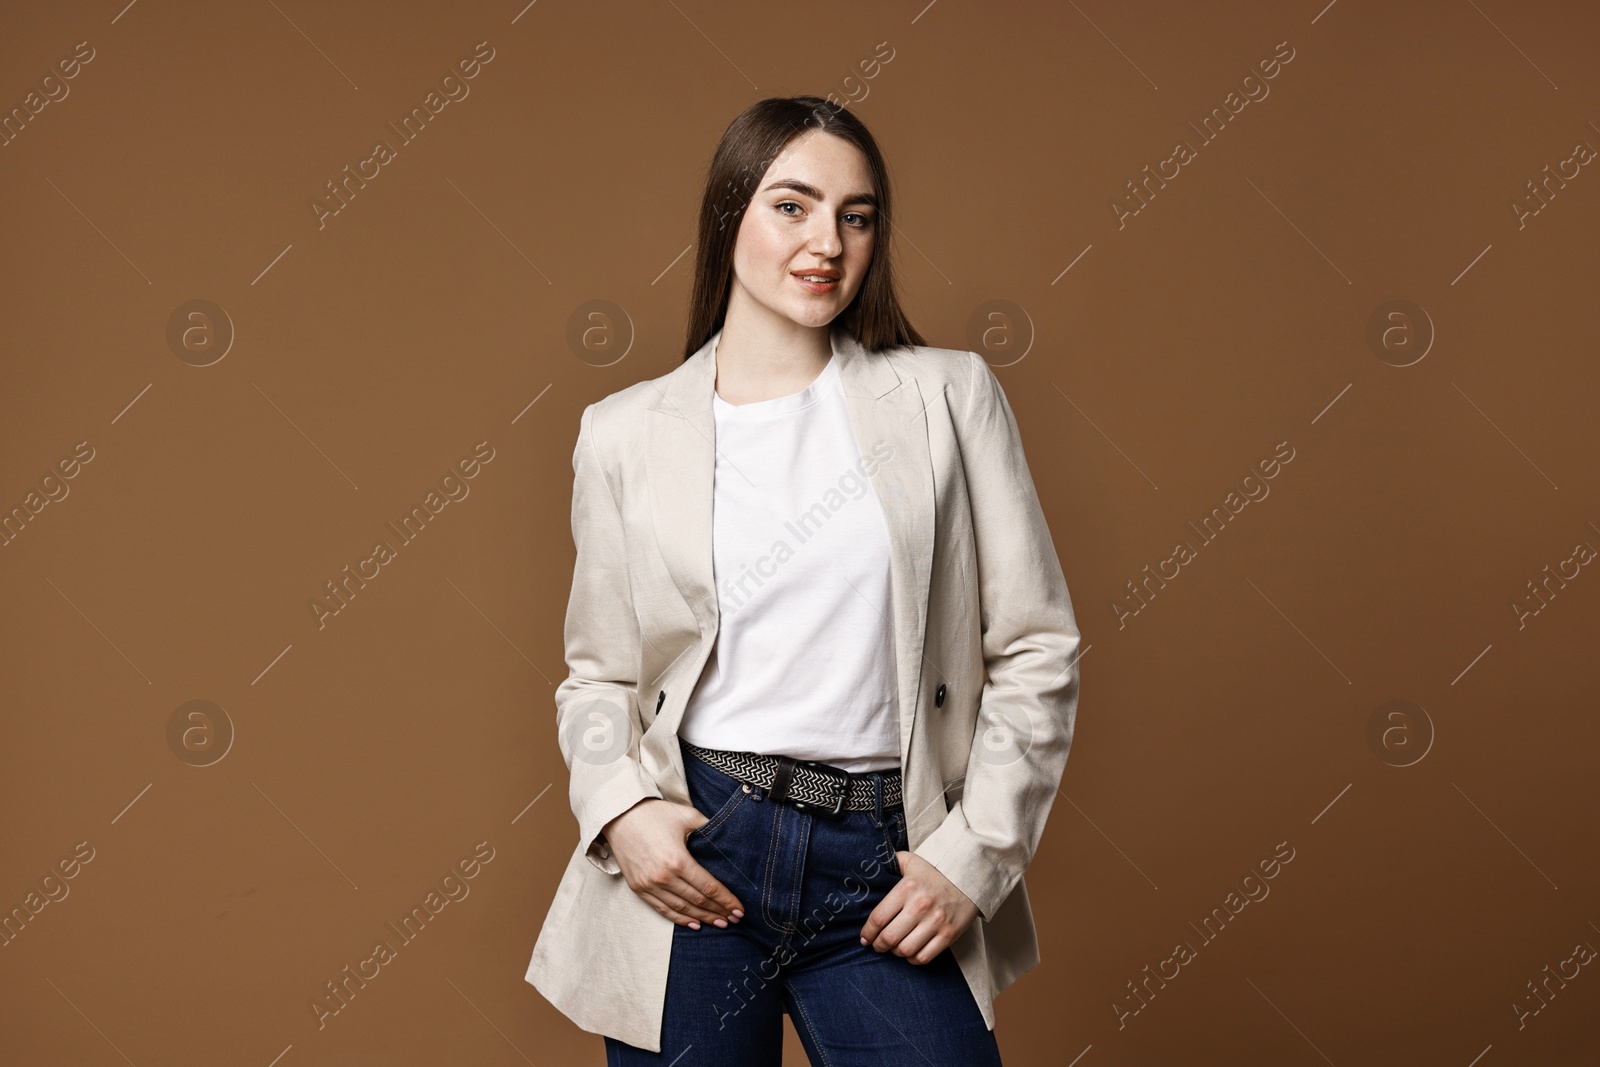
[645,325,935,768]
[831,328,935,767]
[643,334,719,637]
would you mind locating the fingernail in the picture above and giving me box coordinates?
[732,909,744,918]
[689,921,701,930]
[713,918,727,928]
[860,937,868,946]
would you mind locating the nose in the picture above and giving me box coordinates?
[807,215,844,259]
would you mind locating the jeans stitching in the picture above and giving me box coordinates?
[762,800,786,931]
[764,804,802,933]
[687,778,745,842]
[786,987,837,1067]
[881,820,901,876]
[785,815,807,930]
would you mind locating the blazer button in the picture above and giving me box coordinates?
[935,683,946,708]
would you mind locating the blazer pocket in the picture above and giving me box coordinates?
[942,778,965,812]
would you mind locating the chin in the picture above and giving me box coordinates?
[774,300,839,329]
[792,309,841,329]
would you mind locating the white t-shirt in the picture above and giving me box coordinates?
[678,353,901,772]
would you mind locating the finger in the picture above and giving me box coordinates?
[665,876,737,922]
[654,883,735,926]
[908,929,952,965]
[869,903,923,954]
[640,890,704,928]
[891,918,940,962]
[674,860,745,919]
[859,882,906,946]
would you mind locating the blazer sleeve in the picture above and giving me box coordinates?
[556,402,663,875]
[911,352,1083,922]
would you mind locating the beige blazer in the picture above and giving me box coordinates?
[525,324,1082,1053]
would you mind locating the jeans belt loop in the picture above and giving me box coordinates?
[768,755,798,805]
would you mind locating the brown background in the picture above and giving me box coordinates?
[3,1,1598,1064]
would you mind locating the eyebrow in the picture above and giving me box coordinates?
[760,178,879,209]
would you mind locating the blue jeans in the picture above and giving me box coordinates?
[604,744,1004,1066]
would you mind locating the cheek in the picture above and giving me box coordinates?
[754,209,795,249]
[851,237,875,270]
[846,238,875,284]
[735,219,790,278]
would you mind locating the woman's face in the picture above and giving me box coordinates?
[729,130,878,330]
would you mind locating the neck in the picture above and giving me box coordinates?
[713,296,835,404]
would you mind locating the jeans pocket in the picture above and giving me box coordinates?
[685,762,748,844]
[880,810,906,875]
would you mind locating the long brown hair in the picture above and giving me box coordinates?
[682,96,926,360]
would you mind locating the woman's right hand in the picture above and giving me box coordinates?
[600,799,745,930]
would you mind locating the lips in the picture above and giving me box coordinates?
[792,270,840,293]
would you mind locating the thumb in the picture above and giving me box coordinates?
[684,806,710,837]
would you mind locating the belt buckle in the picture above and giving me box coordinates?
[797,760,849,817]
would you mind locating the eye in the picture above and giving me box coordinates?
[775,201,873,228]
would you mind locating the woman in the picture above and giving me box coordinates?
[525,96,1082,1066]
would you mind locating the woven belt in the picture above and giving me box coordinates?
[680,740,902,816]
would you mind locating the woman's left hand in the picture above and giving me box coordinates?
[858,852,979,963]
